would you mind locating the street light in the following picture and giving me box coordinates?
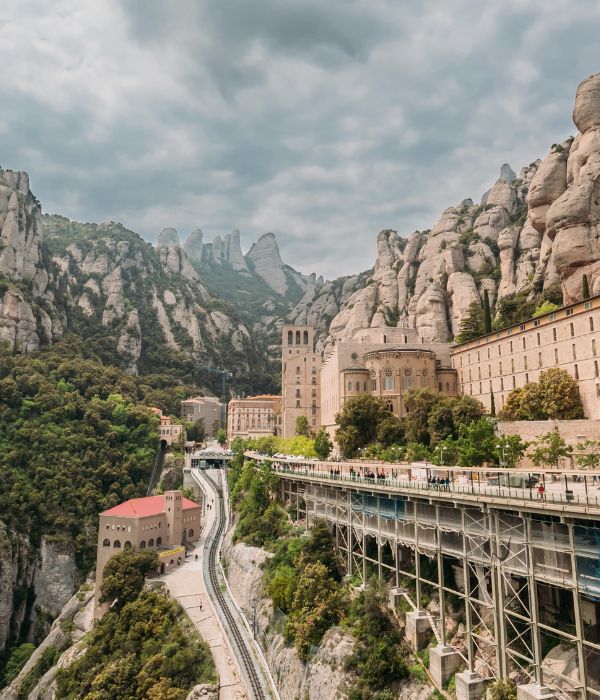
[496,441,507,468]
[438,446,445,466]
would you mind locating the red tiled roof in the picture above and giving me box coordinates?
[101,494,200,518]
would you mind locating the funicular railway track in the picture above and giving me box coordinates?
[202,470,269,700]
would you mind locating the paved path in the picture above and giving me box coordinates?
[163,487,247,700]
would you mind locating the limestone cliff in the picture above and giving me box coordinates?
[294,73,600,346]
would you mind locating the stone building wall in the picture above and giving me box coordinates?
[451,294,600,418]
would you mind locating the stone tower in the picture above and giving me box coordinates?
[165,490,183,547]
[281,324,322,437]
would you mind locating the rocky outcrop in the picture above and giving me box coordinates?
[116,310,142,375]
[546,73,600,302]
[246,232,288,295]
[0,169,46,293]
[1,582,95,700]
[222,229,247,271]
[295,73,600,345]
[223,536,355,700]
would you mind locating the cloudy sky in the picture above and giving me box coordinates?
[1,1,599,278]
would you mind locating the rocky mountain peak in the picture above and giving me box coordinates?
[245,232,288,295]
[499,163,517,182]
[157,227,180,248]
[183,228,204,259]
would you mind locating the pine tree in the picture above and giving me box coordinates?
[456,302,485,343]
[483,289,492,334]
[583,274,591,300]
[490,391,496,416]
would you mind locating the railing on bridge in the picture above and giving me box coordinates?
[245,451,600,513]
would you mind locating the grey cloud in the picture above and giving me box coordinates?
[0,0,599,278]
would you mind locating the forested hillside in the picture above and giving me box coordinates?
[0,336,193,671]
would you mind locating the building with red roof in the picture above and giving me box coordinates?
[95,491,202,608]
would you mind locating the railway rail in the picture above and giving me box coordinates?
[201,470,270,700]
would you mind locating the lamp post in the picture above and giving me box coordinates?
[496,441,507,468]
[438,446,445,466]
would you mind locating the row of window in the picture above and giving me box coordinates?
[463,343,599,381]
[467,364,600,396]
[458,316,597,366]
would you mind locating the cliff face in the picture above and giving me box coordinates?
[0,182,273,384]
[0,525,77,658]
[293,73,600,347]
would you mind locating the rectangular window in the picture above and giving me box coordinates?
[479,382,482,394]
[574,364,579,380]
[487,348,490,359]
[550,313,556,320]
[597,384,600,398]
[585,301,592,310]
[537,333,541,345]
[500,377,504,390]
[520,324,526,331]
[488,365,491,378]
[595,360,599,378]
[533,319,540,327]
[499,362,503,375]
[499,345,502,356]
[513,376,516,388]
[590,317,595,332]
[511,359,515,373]
[594,339,597,356]
[477,351,480,361]
[524,356,528,370]
[510,341,513,352]
[566,308,574,317]
[525,373,529,383]
[553,328,557,342]
[522,337,526,349]
[570,322,575,337]
[572,344,577,360]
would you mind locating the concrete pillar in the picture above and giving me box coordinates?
[455,671,485,700]
[430,645,462,687]
[516,685,557,700]
[406,610,431,651]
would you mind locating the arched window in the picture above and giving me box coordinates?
[113,540,121,548]
[139,540,146,549]
[356,382,360,391]
[148,538,155,547]
[287,330,293,345]
[124,541,132,549]
[102,538,110,547]
[188,529,194,537]
[303,330,309,345]
[296,366,301,374]
[295,330,301,344]
[387,402,394,413]
[384,367,394,391]
[156,537,162,546]
[402,368,412,389]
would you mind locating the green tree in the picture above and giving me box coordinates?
[576,439,600,470]
[427,399,455,445]
[455,418,497,466]
[405,442,431,462]
[451,395,485,427]
[186,418,205,443]
[483,289,492,333]
[500,382,545,421]
[4,643,36,682]
[488,679,517,700]
[100,549,159,608]
[583,274,591,300]
[295,415,310,437]
[216,428,227,446]
[533,300,560,318]
[286,562,346,660]
[376,415,405,447]
[538,368,584,419]
[314,427,333,460]
[456,301,484,343]
[404,388,440,444]
[529,432,573,469]
[344,579,407,697]
[335,395,389,456]
[495,435,528,467]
